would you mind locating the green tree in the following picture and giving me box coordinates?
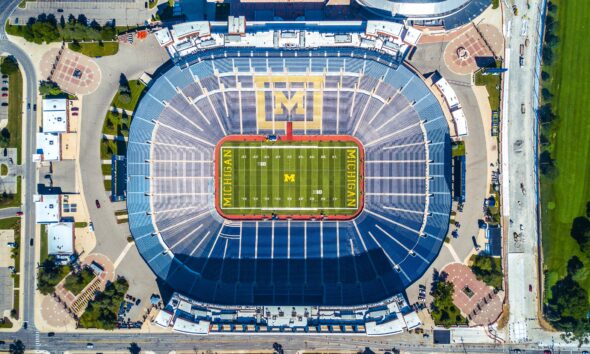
[70,40,82,51]
[30,21,60,43]
[571,216,590,253]
[39,81,63,96]
[547,275,590,337]
[9,340,25,354]
[0,57,19,75]
[0,128,11,148]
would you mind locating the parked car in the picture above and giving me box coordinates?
[2,80,7,84]
[1,93,7,97]
[95,199,101,208]
[89,222,94,232]
[6,242,16,248]
[1,87,8,91]
[71,106,79,111]
[16,211,23,216]
[1,103,7,107]
[86,343,94,349]
[72,112,79,116]
[529,284,533,292]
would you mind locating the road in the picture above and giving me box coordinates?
[0,207,20,219]
[0,0,38,348]
[502,0,545,346]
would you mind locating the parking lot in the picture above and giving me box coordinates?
[0,229,15,317]
[0,73,9,127]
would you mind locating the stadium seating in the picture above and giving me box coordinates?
[128,47,452,307]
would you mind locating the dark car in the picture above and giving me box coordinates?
[23,321,28,329]
[95,199,101,208]
[71,107,79,111]
[29,238,33,246]
[57,8,64,12]
[47,332,55,337]
[529,284,532,292]
[27,103,30,109]
[1,103,7,107]
[16,211,23,216]
[33,104,37,111]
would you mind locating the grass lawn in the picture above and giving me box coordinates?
[68,42,119,58]
[63,268,95,295]
[40,224,48,263]
[474,60,503,111]
[74,221,88,228]
[112,80,146,112]
[102,111,131,137]
[452,141,466,157]
[0,317,13,328]
[0,164,7,176]
[3,58,23,164]
[100,138,127,160]
[12,290,19,319]
[101,163,112,175]
[541,0,590,303]
[17,0,34,8]
[103,180,112,191]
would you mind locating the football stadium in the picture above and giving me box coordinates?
[128,21,453,334]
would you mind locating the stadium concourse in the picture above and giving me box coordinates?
[127,43,452,333]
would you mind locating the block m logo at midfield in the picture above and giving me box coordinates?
[253,75,324,131]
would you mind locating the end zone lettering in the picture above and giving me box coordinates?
[222,149,233,207]
[346,148,357,207]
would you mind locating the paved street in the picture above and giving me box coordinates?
[502,0,547,346]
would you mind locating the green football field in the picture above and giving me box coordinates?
[217,140,362,217]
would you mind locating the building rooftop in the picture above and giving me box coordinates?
[34,194,60,224]
[47,222,74,255]
[42,98,68,133]
[35,133,60,161]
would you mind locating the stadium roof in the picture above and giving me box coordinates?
[127,47,452,307]
[356,0,491,29]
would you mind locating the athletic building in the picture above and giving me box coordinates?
[128,20,453,335]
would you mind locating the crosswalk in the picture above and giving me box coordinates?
[34,331,40,348]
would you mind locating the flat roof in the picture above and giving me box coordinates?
[34,194,60,224]
[47,222,74,255]
[36,133,60,161]
[43,110,67,133]
[43,98,66,112]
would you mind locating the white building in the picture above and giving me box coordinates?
[47,222,74,256]
[34,133,61,161]
[34,194,61,224]
[42,98,68,133]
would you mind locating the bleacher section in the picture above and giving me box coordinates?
[127,47,452,309]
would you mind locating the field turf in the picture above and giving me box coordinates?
[541,0,590,302]
[217,140,362,217]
